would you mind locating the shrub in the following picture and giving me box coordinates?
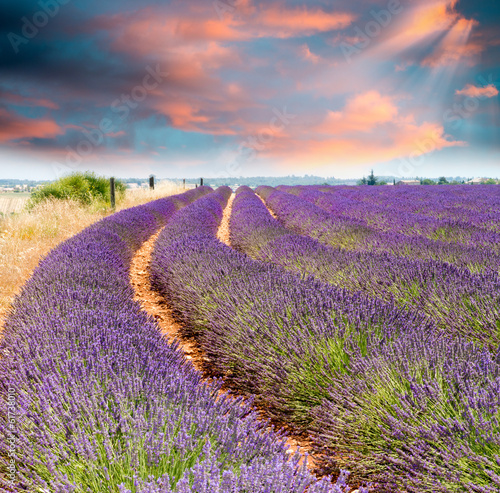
[28,172,126,208]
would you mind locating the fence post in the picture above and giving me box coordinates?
[110,177,116,210]
[200,177,203,186]
[149,175,155,190]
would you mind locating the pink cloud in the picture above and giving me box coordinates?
[257,90,465,168]
[299,44,320,64]
[421,17,480,67]
[2,93,59,110]
[317,91,399,134]
[368,0,484,68]
[249,5,354,38]
[94,1,354,58]
[156,100,210,129]
[107,130,126,138]
[456,84,499,99]
[0,108,64,143]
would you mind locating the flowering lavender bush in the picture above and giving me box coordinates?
[0,186,350,493]
[276,185,500,272]
[151,186,500,491]
[254,186,500,349]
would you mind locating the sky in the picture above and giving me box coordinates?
[0,0,499,181]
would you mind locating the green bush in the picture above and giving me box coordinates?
[29,172,126,208]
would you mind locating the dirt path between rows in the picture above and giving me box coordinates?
[216,193,234,245]
[129,194,317,471]
[257,193,279,219]
[130,230,205,372]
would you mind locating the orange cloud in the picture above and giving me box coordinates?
[101,2,354,58]
[368,0,484,68]
[2,93,59,110]
[175,19,247,42]
[250,5,354,38]
[404,0,459,38]
[317,91,399,134]
[421,17,479,67]
[456,84,499,98]
[156,100,209,129]
[258,90,464,168]
[0,108,64,143]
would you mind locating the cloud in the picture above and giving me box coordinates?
[0,0,495,178]
[1,93,59,109]
[0,108,64,143]
[367,0,485,68]
[420,17,480,67]
[317,91,399,134]
[248,4,354,38]
[299,44,320,63]
[96,1,355,58]
[456,83,499,98]
[259,90,465,169]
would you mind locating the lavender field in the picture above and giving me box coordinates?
[1,184,500,492]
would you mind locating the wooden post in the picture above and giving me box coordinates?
[200,177,203,186]
[183,178,186,189]
[149,175,155,190]
[110,177,116,209]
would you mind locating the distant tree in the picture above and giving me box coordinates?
[438,176,449,185]
[485,178,497,185]
[367,169,378,186]
[377,180,387,186]
[421,178,436,185]
[357,176,368,185]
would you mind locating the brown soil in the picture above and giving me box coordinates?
[257,193,279,219]
[216,193,234,246]
[130,231,205,373]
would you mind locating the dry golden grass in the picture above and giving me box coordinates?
[118,181,187,209]
[0,180,183,330]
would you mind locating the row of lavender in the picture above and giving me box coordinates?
[255,186,500,350]
[304,184,500,235]
[228,186,500,492]
[0,186,337,493]
[150,187,498,491]
[148,186,358,493]
[278,185,500,273]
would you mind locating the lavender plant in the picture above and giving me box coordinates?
[0,186,350,493]
[281,185,500,272]
[151,186,500,491]
[254,186,500,349]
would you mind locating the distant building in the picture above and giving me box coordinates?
[466,177,487,185]
[396,180,420,186]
